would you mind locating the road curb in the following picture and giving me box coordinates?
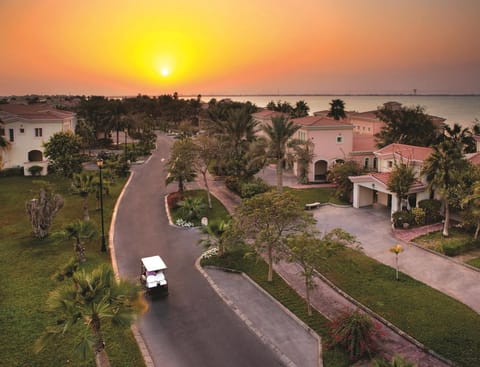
[197,258,323,367]
[109,170,156,367]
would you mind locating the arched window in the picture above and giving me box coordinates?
[364,157,369,168]
[28,150,43,162]
[373,157,378,170]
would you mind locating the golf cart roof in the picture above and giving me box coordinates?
[141,255,167,271]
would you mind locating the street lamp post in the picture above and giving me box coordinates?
[97,159,107,252]
[124,128,128,159]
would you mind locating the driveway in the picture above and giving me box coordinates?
[313,205,480,313]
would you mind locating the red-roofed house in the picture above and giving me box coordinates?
[349,143,434,214]
[290,115,354,181]
[0,104,77,175]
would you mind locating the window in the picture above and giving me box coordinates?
[0,127,5,136]
[388,160,393,168]
[35,128,43,137]
[9,128,14,142]
[336,134,343,144]
[298,131,306,141]
[364,157,369,168]
[20,128,25,133]
[373,157,378,170]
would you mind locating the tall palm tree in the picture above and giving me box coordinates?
[422,140,468,236]
[36,265,143,367]
[71,172,96,221]
[262,115,300,192]
[462,181,480,239]
[327,99,347,120]
[293,100,310,118]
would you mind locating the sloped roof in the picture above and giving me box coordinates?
[251,109,287,119]
[466,152,480,166]
[349,171,426,193]
[0,103,75,121]
[292,116,353,128]
[375,143,432,162]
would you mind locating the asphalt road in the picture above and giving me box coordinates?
[113,134,283,367]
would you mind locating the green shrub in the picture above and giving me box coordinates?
[411,207,426,226]
[28,165,43,176]
[441,238,480,257]
[240,178,269,198]
[0,166,24,177]
[418,199,442,224]
[392,211,415,228]
[225,176,241,194]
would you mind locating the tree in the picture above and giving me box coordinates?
[327,99,346,120]
[233,191,315,281]
[26,182,64,239]
[261,115,300,192]
[165,138,198,193]
[60,220,97,262]
[71,172,96,221]
[0,118,10,168]
[35,265,143,367]
[293,100,310,118]
[422,140,468,236]
[387,162,416,211]
[462,181,480,239]
[327,160,364,202]
[375,105,439,148]
[441,123,476,153]
[193,135,219,208]
[177,196,206,221]
[43,131,83,177]
[199,220,231,257]
[287,232,320,316]
[288,138,315,184]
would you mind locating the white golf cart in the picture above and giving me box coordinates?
[140,255,168,294]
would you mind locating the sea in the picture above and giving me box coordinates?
[202,95,480,127]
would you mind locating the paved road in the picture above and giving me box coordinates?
[113,134,283,367]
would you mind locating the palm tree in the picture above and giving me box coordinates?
[422,140,468,236]
[327,99,346,120]
[165,138,198,193]
[63,220,97,262]
[262,115,300,192]
[35,265,144,367]
[442,123,476,153]
[0,118,11,168]
[71,172,96,221]
[293,100,310,118]
[288,138,315,184]
[199,220,230,256]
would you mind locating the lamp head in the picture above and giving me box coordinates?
[96,159,104,168]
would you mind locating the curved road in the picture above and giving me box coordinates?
[113,134,283,367]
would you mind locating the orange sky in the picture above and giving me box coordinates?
[1,0,479,95]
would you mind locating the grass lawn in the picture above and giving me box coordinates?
[466,257,480,269]
[285,187,344,207]
[0,176,145,367]
[413,228,479,257]
[169,189,230,226]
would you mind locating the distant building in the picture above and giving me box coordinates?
[0,104,77,175]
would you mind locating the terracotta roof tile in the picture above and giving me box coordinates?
[0,104,75,120]
[375,143,432,162]
[293,116,353,128]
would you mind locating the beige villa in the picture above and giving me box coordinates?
[0,104,77,175]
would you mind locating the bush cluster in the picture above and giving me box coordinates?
[392,211,416,228]
[440,238,480,257]
[0,166,24,177]
[418,199,442,224]
[225,176,269,198]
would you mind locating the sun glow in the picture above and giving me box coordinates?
[161,67,170,77]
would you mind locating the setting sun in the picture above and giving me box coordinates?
[160,67,170,77]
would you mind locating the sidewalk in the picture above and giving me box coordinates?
[196,170,452,366]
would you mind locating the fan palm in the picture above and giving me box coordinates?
[327,99,346,120]
[63,219,97,262]
[71,172,96,221]
[35,265,143,367]
[262,115,300,192]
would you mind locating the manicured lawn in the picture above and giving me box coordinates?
[467,257,480,269]
[285,187,344,207]
[169,189,230,226]
[0,176,145,367]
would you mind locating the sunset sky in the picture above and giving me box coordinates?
[1,0,479,96]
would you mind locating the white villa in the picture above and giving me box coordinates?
[0,104,77,175]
